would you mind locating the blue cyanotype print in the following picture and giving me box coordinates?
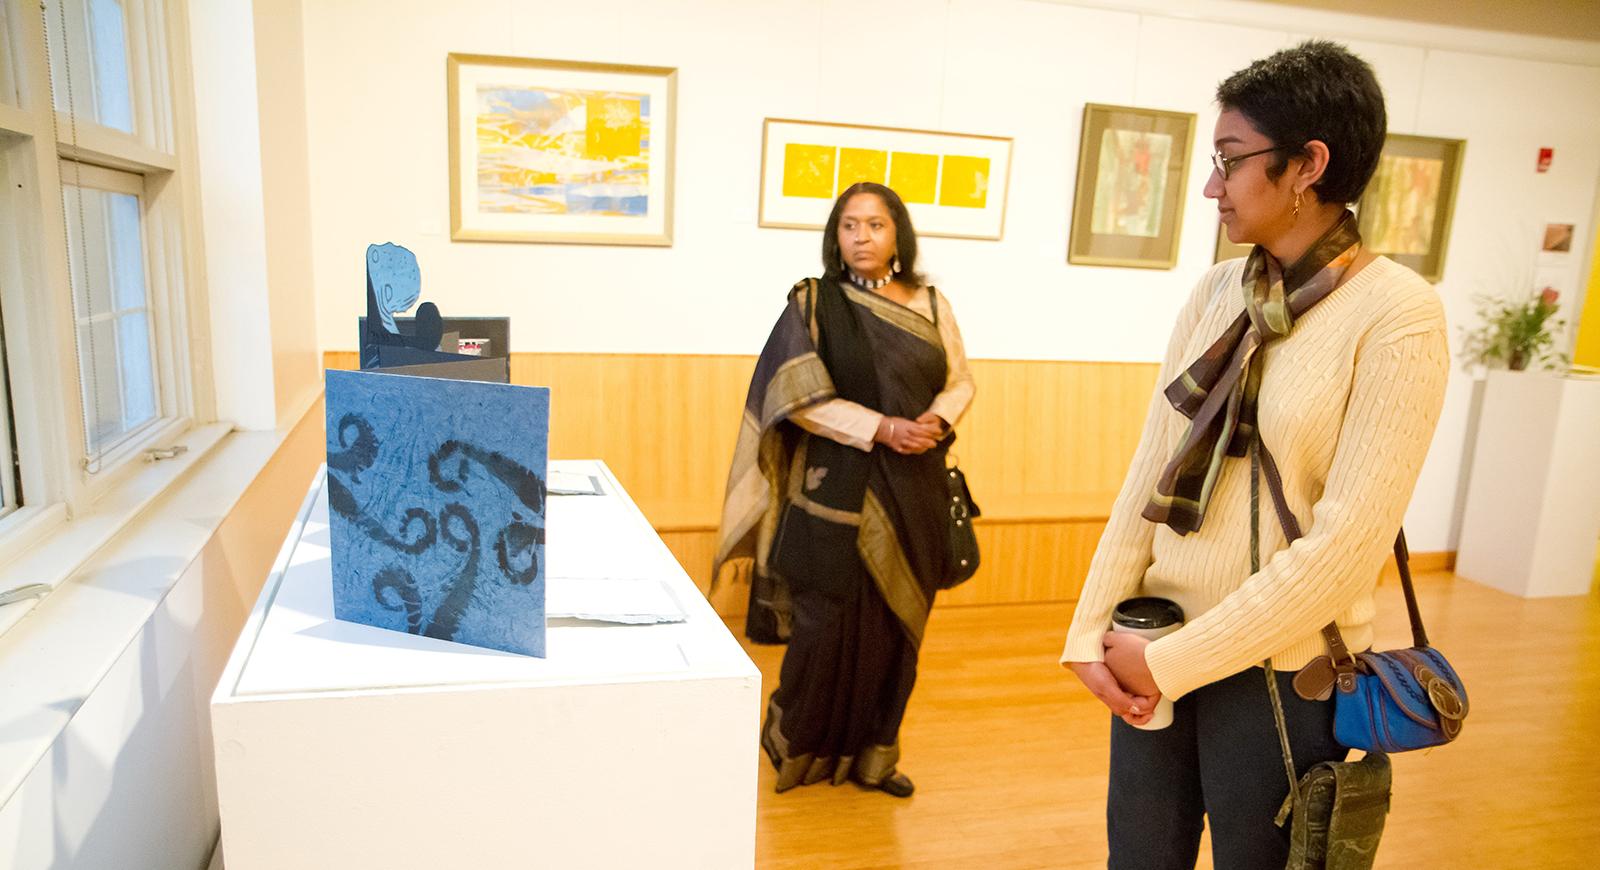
[325,369,550,657]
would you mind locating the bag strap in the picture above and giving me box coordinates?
[1254,439,1431,668]
[1265,661,1302,827]
[928,284,941,330]
[1250,441,1303,827]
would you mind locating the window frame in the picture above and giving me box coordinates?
[59,157,189,484]
[0,301,18,519]
[0,0,207,564]
[0,1,19,109]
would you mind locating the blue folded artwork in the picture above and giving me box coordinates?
[324,369,551,657]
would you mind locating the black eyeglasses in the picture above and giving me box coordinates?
[1210,144,1298,180]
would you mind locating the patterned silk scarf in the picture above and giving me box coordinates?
[1143,211,1362,535]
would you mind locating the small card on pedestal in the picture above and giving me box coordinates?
[324,369,551,657]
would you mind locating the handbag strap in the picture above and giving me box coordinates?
[1265,661,1302,826]
[1250,441,1304,826]
[1254,439,1431,667]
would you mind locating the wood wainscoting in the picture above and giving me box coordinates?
[323,351,1446,613]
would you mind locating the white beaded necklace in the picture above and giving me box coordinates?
[846,269,893,290]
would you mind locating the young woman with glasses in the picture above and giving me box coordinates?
[1061,41,1449,869]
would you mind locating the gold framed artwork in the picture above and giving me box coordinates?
[447,53,676,246]
[758,118,1013,241]
[1068,104,1196,269]
[1355,133,1465,282]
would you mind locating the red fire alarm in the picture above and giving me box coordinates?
[1537,148,1553,173]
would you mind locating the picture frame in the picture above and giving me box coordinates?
[758,118,1013,241]
[447,53,676,246]
[1355,133,1465,282]
[1068,103,1197,269]
[1542,223,1575,254]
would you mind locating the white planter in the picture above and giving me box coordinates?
[1456,370,1600,597]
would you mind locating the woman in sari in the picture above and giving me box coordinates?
[713,182,975,797]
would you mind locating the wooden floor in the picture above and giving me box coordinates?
[729,574,1600,869]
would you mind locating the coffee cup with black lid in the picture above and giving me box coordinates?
[1111,597,1184,730]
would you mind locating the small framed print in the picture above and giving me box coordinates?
[1068,103,1197,269]
[1356,134,1465,282]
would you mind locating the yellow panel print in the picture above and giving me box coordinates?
[940,155,992,209]
[783,143,837,199]
[836,148,888,195]
[889,152,938,204]
[583,95,643,160]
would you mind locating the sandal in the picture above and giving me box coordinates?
[875,770,915,798]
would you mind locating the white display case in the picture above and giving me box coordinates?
[211,461,759,869]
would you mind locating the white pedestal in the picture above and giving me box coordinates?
[1456,372,1600,598]
[211,461,760,869]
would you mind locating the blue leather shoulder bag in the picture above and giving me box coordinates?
[1256,441,1469,754]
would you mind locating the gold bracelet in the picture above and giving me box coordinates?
[888,421,896,441]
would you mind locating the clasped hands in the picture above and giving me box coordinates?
[1068,632,1162,727]
[875,412,946,455]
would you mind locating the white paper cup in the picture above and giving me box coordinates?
[1111,597,1184,730]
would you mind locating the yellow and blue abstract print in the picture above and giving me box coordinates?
[475,85,651,217]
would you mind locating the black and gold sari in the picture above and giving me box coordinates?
[713,277,953,791]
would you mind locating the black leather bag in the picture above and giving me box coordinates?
[925,285,980,590]
[940,457,981,589]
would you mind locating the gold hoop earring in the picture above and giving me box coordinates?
[1292,190,1302,220]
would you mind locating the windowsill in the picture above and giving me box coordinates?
[0,409,306,808]
[0,421,230,640]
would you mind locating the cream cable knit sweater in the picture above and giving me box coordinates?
[1061,255,1449,701]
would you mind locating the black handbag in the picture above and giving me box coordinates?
[940,456,981,589]
[926,285,980,590]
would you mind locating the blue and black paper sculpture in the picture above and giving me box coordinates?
[325,369,551,657]
[360,242,507,380]
[327,242,542,655]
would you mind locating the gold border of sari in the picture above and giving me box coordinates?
[858,490,930,648]
[764,697,901,792]
[842,284,943,349]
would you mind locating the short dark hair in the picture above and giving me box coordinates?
[821,182,925,287]
[1216,40,1387,204]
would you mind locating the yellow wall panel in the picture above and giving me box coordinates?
[1575,221,1600,368]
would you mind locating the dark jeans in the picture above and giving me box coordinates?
[1107,666,1346,869]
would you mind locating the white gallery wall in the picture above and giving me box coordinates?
[189,0,322,431]
[298,0,1600,552]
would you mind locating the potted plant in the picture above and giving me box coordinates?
[1460,287,1569,372]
